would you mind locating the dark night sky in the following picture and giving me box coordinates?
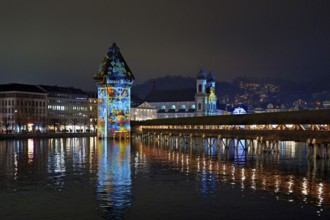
[0,0,329,91]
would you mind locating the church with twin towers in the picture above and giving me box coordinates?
[144,67,219,118]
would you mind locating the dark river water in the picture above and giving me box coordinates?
[0,137,330,219]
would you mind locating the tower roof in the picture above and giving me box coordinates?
[197,67,207,79]
[94,43,135,83]
[207,70,216,82]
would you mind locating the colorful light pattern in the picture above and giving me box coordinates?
[94,43,135,138]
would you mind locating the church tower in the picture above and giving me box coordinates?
[195,67,207,116]
[94,43,135,138]
[206,70,217,115]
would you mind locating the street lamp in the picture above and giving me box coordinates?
[14,109,17,133]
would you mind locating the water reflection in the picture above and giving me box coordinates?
[1,137,330,218]
[0,138,132,219]
[132,138,330,216]
[96,139,132,219]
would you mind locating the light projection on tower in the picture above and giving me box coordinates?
[94,43,135,138]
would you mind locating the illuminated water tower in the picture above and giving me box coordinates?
[93,43,135,138]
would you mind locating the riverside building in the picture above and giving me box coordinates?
[0,83,91,133]
[0,83,47,133]
[145,68,219,118]
[38,85,89,132]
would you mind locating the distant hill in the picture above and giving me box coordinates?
[132,75,330,105]
[132,75,196,99]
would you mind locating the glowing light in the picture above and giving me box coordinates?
[27,139,34,163]
[95,44,134,138]
[251,168,256,190]
[287,175,294,194]
[318,182,324,206]
[302,177,308,196]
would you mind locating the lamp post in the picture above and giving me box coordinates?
[14,109,17,133]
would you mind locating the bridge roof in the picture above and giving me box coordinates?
[133,109,330,126]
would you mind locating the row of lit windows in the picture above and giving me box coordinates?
[48,105,88,111]
[0,99,46,107]
[0,93,45,99]
[160,104,196,110]
[158,113,195,118]
[1,107,46,115]
[49,93,87,99]
[48,99,87,105]
[1,115,46,122]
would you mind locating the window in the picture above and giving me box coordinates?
[180,104,186,109]
[191,104,195,109]
[198,103,201,110]
[170,105,176,110]
[161,105,166,110]
[198,84,202,92]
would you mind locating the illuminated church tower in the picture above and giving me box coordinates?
[195,67,207,116]
[206,70,217,115]
[195,68,217,116]
[94,43,135,138]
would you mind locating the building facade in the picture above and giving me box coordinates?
[145,68,219,118]
[38,85,89,132]
[145,88,196,118]
[131,101,157,121]
[0,83,47,133]
[87,92,98,132]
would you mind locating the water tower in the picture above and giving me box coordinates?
[94,43,135,138]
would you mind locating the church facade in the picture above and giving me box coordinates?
[145,68,219,118]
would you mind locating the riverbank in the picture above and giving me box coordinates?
[0,132,97,140]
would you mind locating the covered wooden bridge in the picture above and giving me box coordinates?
[131,109,330,158]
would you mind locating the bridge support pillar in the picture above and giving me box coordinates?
[310,143,327,159]
[326,144,330,158]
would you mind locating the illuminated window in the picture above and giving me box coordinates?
[180,104,186,109]
[161,105,166,110]
[170,105,176,110]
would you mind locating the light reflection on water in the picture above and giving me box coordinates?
[0,137,330,219]
[0,138,132,219]
[96,139,132,219]
[133,137,330,217]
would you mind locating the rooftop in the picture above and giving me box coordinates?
[0,83,46,94]
[38,85,87,96]
[145,88,195,102]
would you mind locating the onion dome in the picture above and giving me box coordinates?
[207,70,216,82]
[197,67,207,79]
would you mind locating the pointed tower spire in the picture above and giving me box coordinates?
[94,43,135,83]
